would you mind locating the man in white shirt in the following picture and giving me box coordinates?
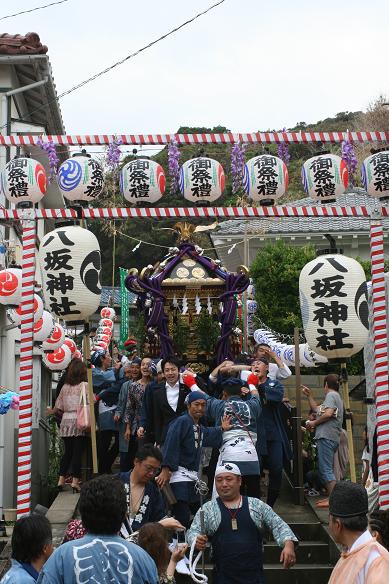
[151,356,190,446]
[328,481,389,584]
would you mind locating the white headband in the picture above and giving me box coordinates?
[215,463,241,477]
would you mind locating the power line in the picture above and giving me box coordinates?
[0,0,70,21]
[0,0,228,130]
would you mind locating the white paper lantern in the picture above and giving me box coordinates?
[99,318,114,329]
[42,323,66,351]
[100,307,116,320]
[93,341,108,351]
[43,344,72,371]
[99,327,112,337]
[7,293,44,325]
[301,154,348,202]
[57,153,104,202]
[299,254,368,359]
[179,157,225,203]
[0,268,23,306]
[1,157,47,204]
[39,225,102,321]
[73,350,82,360]
[64,338,77,354]
[120,159,165,204]
[34,310,55,343]
[361,151,389,200]
[243,155,288,204]
[96,334,111,344]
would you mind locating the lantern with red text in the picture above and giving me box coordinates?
[96,334,111,345]
[34,310,55,343]
[64,338,77,354]
[43,344,72,371]
[299,254,368,359]
[361,151,389,200]
[0,268,22,306]
[42,323,66,351]
[38,225,102,321]
[93,341,108,352]
[100,307,115,320]
[301,154,348,202]
[1,157,47,204]
[7,294,44,325]
[73,350,82,360]
[243,155,288,205]
[120,159,165,204]
[57,152,104,202]
[99,319,113,329]
[179,157,225,203]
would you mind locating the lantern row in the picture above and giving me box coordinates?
[2,131,389,147]
[3,151,389,206]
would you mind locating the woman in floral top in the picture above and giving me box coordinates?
[48,358,89,493]
[123,358,152,468]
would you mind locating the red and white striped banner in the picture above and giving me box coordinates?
[17,214,36,517]
[369,221,389,509]
[1,131,389,147]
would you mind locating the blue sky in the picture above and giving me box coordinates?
[3,0,389,135]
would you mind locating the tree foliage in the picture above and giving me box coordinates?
[250,241,316,335]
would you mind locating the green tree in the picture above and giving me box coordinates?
[250,241,316,334]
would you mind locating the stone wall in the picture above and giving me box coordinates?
[282,374,367,478]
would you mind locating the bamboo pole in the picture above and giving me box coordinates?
[340,363,356,483]
[294,328,305,505]
[83,323,98,475]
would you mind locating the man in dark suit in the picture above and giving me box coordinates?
[151,356,190,446]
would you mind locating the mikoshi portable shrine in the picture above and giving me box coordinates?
[0,129,388,517]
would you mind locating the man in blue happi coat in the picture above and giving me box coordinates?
[156,391,231,527]
[202,376,262,499]
[255,358,292,507]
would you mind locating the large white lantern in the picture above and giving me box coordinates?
[42,323,66,351]
[179,157,225,203]
[299,254,368,359]
[57,153,104,202]
[301,153,348,202]
[34,310,55,343]
[0,268,22,306]
[1,157,47,204]
[39,225,102,321]
[243,154,288,205]
[7,293,44,325]
[361,151,389,200]
[43,344,72,371]
[120,159,165,204]
[64,337,77,354]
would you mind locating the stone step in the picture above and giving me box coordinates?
[264,540,330,564]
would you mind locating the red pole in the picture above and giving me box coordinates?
[370,218,389,509]
[17,210,36,517]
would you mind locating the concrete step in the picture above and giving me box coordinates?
[262,564,334,584]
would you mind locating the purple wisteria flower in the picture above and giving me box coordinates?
[168,137,181,194]
[231,142,247,194]
[106,137,122,171]
[37,137,59,182]
[277,128,290,166]
[341,139,358,187]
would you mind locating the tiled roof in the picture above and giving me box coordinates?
[0,32,48,54]
[214,189,389,236]
[100,286,136,307]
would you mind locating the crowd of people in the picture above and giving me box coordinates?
[2,342,389,583]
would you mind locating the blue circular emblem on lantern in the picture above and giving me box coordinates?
[58,159,82,192]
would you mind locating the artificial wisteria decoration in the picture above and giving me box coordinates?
[106,137,122,171]
[168,137,181,194]
[0,390,19,415]
[277,128,291,166]
[231,142,247,194]
[37,137,59,182]
[341,139,358,186]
